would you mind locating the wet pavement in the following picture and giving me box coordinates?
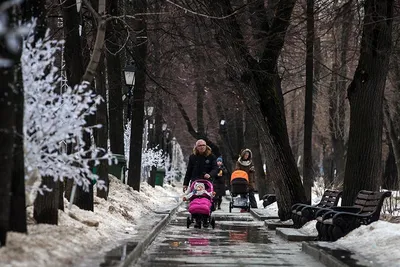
[134,202,325,267]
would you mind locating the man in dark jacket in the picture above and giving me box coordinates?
[183,139,218,193]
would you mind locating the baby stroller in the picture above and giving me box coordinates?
[186,180,216,229]
[229,170,250,213]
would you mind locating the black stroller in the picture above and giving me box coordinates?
[229,170,250,212]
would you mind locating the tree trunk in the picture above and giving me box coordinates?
[383,139,398,190]
[303,0,315,203]
[0,69,15,246]
[289,91,299,158]
[0,3,22,245]
[106,0,124,156]
[34,176,59,224]
[9,63,27,233]
[331,1,352,185]
[343,0,394,205]
[245,116,268,199]
[62,0,86,200]
[383,98,400,189]
[25,0,61,225]
[208,0,306,220]
[96,54,109,199]
[127,0,147,191]
[58,181,64,211]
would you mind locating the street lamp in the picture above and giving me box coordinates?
[123,63,136,120]
[123,63,136,87]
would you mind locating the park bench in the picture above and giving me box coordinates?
[262,194,276,208]
[315,190,391,241]
[291,189,342,228]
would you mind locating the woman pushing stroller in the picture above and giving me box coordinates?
[235,148,258,209]
[183,139,218,228]
[183,139,218,192]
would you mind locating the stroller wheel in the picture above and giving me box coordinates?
[194,218,202,229]
[186,216,191,228]
[210,217,215,229]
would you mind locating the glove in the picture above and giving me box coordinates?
[183,185,188,193]
[249,166,255,172]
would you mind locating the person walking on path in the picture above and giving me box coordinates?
[213,157,228,209]
[183,139,218,193]
[235,148,258,208]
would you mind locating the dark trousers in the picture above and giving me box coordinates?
[249,190,258,208]
[215,196,222,208]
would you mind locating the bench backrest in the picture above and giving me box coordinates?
[353,190,392,221]
[316,190,342,208]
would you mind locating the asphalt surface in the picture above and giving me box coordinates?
[134,201,325,267]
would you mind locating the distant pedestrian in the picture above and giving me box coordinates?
[235,148,258,208]
[213,157,228,209]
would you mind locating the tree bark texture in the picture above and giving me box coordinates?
[303,0,315,203]
[96,54,109,199]
[0,61,16,247]
[0,3,21,245]
[9,64,27,232]
[329,1,352,185]
[383,98,400,189]
[127,0,148,191]
[34,176,59,224]
[62,0,86,200]
[106,0,124,155]
[343,0,394,205]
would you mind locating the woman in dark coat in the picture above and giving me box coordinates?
[235,148,258,208]
[213,157,228,209]
[183,139,218,192]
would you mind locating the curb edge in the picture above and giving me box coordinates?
[119,202,182,267]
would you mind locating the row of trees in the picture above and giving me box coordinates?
[149,0,397,219]
[1,0,399,247]
[147,0,396,219]
[0,0,185,247]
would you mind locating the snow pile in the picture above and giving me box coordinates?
[0,176,181,267]
[319,220,400,266]
[300,220,317,235]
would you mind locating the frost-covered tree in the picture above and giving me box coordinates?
[124,121,186,186]
[23,28,113,196]
[124,120,164,184]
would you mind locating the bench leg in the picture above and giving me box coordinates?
[331,225,345,241]
[320,223,330,241]
[316,221,324,240]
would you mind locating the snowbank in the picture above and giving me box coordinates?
[319,220,400,266]
[0,176,180,267]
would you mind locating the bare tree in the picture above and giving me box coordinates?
[343,0,394,205]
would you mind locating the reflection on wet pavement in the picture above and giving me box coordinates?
[135,210,324,267]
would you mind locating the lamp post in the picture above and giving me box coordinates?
[123,63,136,120]
[171,137,177,182]
[145,106,154,149]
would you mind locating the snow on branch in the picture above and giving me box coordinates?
[23,24,114,192]
[124,120,165,170]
